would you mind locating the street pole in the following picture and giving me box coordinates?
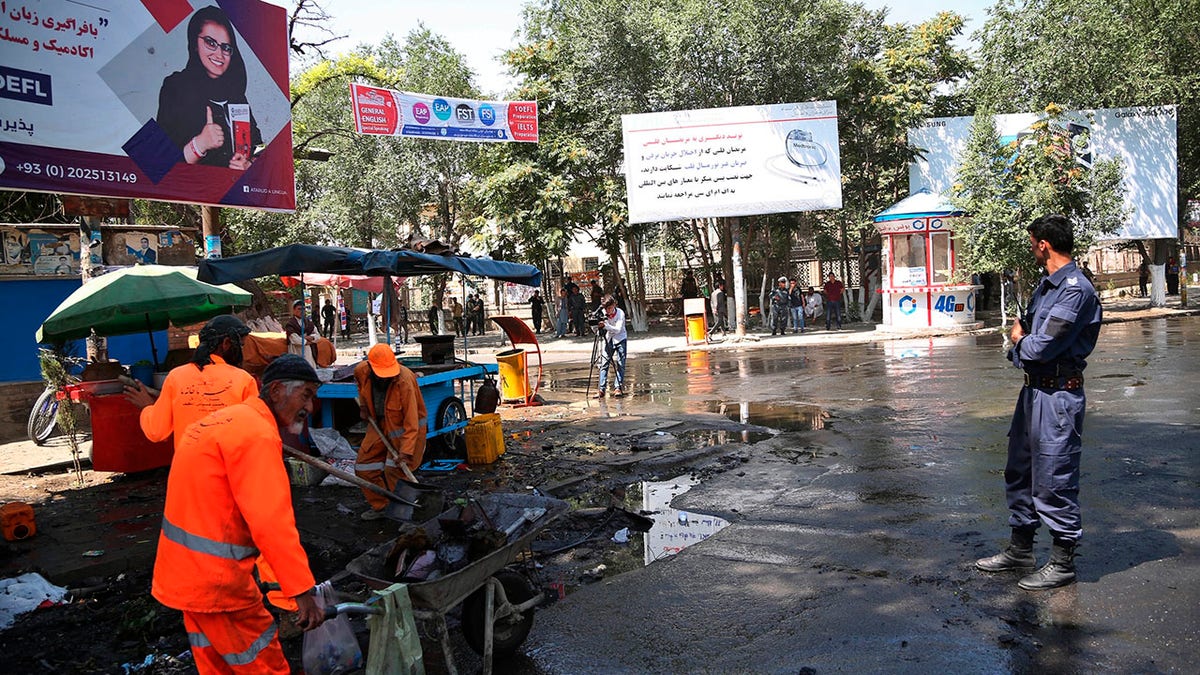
[79,214,106,361]
[201,206,221,258]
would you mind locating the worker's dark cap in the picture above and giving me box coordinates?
[199,314,250,342]
[261,354,321,386]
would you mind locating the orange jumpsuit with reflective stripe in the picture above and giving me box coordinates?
[152,397,314,673]
[139,354,259,451]
[353,360,427,509]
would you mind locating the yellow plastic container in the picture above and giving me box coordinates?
[685,314,708,344]
[465,413,505,464]
[495,348,529,401]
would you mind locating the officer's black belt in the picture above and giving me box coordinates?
[1023,373,1084,391]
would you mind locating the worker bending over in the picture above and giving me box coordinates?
[354,343,427,521]
[152,354,325,673]
[125,314,258,452]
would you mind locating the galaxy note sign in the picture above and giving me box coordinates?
[350,85,400,136]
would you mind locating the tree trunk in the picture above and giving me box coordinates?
[625,229,649,332]
[731,217,748,338]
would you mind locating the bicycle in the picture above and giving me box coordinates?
[27,350,86,445]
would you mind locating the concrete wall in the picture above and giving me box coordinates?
[3,277,167,383]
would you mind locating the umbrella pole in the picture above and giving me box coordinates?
[461,274,468,362]
[384,274,393,348]
[144,314,160,370]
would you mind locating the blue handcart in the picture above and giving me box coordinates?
[314,360,497,451]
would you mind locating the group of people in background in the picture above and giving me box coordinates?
[766,272,844,334]
[551,276,623,339]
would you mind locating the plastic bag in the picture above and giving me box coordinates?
[302,581,363,675]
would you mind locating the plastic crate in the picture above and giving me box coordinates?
[465,413,504,464]
[285,457,327,486]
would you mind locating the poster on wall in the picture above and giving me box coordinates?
[0,0,295,210]
[909,106,1178,241]
[25,229,80,275]
[348,83,538,143]
[622,101,842,224]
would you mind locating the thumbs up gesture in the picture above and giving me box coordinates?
[192,106,224,158]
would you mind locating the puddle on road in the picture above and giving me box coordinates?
[704,400,831,431]
[635,475,730,565]
[631,427,774,452]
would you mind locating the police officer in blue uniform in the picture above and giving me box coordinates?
[976,214,1102,590]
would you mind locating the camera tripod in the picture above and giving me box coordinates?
[585,315,607,399]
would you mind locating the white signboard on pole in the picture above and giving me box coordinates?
[622,101,842,224]
[909,106,1178,241]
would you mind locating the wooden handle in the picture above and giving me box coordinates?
[281,444,416,506]
[365,416,419,483]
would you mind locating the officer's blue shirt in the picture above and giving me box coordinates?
[1011,261,1102,374]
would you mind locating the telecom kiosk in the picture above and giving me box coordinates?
[874,190,982,330]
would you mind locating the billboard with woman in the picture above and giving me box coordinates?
[0,1,293,210]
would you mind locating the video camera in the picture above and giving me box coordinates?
[588,306,607,326]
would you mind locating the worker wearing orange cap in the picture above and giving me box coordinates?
[353,344,427,521]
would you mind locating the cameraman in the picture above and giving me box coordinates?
[594,295,627,398]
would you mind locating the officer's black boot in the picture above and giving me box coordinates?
[975,528,1036,572]
[1018,539,1077,590]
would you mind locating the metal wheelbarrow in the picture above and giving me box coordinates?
[328,493,568,675]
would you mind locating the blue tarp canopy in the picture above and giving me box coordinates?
[197,244,542,287]
[873,188,965,222]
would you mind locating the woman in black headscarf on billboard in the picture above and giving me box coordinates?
[157,6,261,170]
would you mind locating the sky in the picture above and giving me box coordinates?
[314,0,996,97]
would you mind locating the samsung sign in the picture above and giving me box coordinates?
[909,106,1179,241]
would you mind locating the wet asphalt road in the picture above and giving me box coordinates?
[518,317,1200,673]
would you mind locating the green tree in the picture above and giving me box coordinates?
[970,0,1199,273]
[952,104,1127,296]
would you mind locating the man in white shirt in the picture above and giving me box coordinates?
[595,295,628,398]
[804,287,824,324]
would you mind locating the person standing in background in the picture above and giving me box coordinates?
[284,300,318,367]
[769,276,789,336]
[788,278,806,333]
[321,299,335,338]
[530,290,545,333]
[555,287,570,338]
[823,272,845,330]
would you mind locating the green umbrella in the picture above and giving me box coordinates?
[36,265,252,366]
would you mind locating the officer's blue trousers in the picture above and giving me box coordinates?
[1005,385,1085,542]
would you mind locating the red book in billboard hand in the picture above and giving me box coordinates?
[229,103,252,156]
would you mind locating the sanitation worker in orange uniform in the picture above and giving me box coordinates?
[152,354,324,673]
[353,343,427,521]
[124,314,258,451]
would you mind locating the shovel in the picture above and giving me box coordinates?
[503,507,547,538]
[364,415,420,483]
[281,445,441,523]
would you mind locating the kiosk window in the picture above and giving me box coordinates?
[892,233,928,286]
[931,232,951,284]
